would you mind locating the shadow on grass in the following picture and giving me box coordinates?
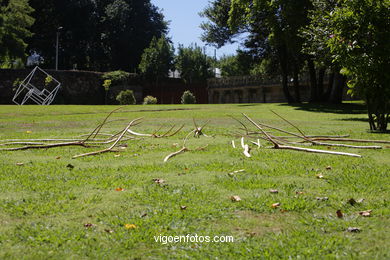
[236,104,258,107]
[338,117,369,122]
[278,102,367,115]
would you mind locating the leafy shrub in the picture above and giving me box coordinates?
[116,90,136,105]
[102,70,130,85]
[102,79,112,91]
[181,90,196,104]
[143,96,158,105]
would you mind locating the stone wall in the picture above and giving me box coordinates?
[0,69,207,105]
[0,69,107,104]
[143,79,208,104]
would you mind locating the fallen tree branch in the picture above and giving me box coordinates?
[163,147,188,162]
[0,141,88,151]
[311,138,390,144]
[277,145,362,157]
[242,114,363,158]
[73,118,142,158]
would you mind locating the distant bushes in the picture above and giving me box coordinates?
[143,95,157,104]
[181,90,196,104]
[116,90,136,105]
[102,70,130,85]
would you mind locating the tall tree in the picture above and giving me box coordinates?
[326,0,390,131]
[0,0,34,67]
[201,0,313,103]
[27,0,168,71]
[175,44,214,83]
[138,36,174,84]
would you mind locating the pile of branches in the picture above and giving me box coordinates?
[232,111,389,158]
[1,108,388,161]
[0,108,211,161]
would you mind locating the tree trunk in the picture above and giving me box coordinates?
[329,70,346,104]
[281,71,294,103]
[324,72,334,101]
[308,59,317,102]
[317,67,326,101]
[293,67,301,103]
[279,46,294,103]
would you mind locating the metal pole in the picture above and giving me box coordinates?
[55,31,59,70]
[55,27,63,70]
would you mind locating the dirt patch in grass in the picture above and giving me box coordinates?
[232,210,297,237]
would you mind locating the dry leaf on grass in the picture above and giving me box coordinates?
[180,206,187,210]
[104,229,114,233]
[228,169,245,177]
[231,196,242,202]
[316,174,324,179]
[16,162,24,166]
[153,178,165,184]
[272,203,281,208]
[115,187,125,192]
[84,223,94,228]
[124,224,137,229]
[359,210,372,217]
[269,189,279,194]
[336,210,343,218]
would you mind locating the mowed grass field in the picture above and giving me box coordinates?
[0,103,389,259]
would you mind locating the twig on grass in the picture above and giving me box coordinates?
[163,128,209,162]
[73,118,142,158]
[242,113,363,158]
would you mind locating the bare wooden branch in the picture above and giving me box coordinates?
[164,147,188,162]
[73,118,142,159]
[193,119,211,138]
[311,138,390,144]
[91,107,123,139]
[0,141,88,151]
[242,113,280,147]
[277,145,362,157]
[127,124,184,138]
[242,114,363,157]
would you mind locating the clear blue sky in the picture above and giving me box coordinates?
[150,0,241,58]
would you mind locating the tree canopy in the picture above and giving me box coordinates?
[138,36,175,82]
[175,44,214,83]
[0,0,34,67]
[201,0,390,130]
[26,0,168,71]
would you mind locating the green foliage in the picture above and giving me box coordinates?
[102,71,130,86]
[217,52,252,77]
[0,0,34,66]
[116,90,136,105]
[27,0,168,71]
[102,79,112,92]
[138,36,174,80]
[325,0,390,131]
[143,95,158,105]
[181,90,196,104]
[200,0,238,48]
[44,75,53,86]
[175,44,214,83]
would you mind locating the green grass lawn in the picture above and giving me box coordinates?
[0,103,389,259]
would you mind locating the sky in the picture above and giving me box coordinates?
[150,0,241,58]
